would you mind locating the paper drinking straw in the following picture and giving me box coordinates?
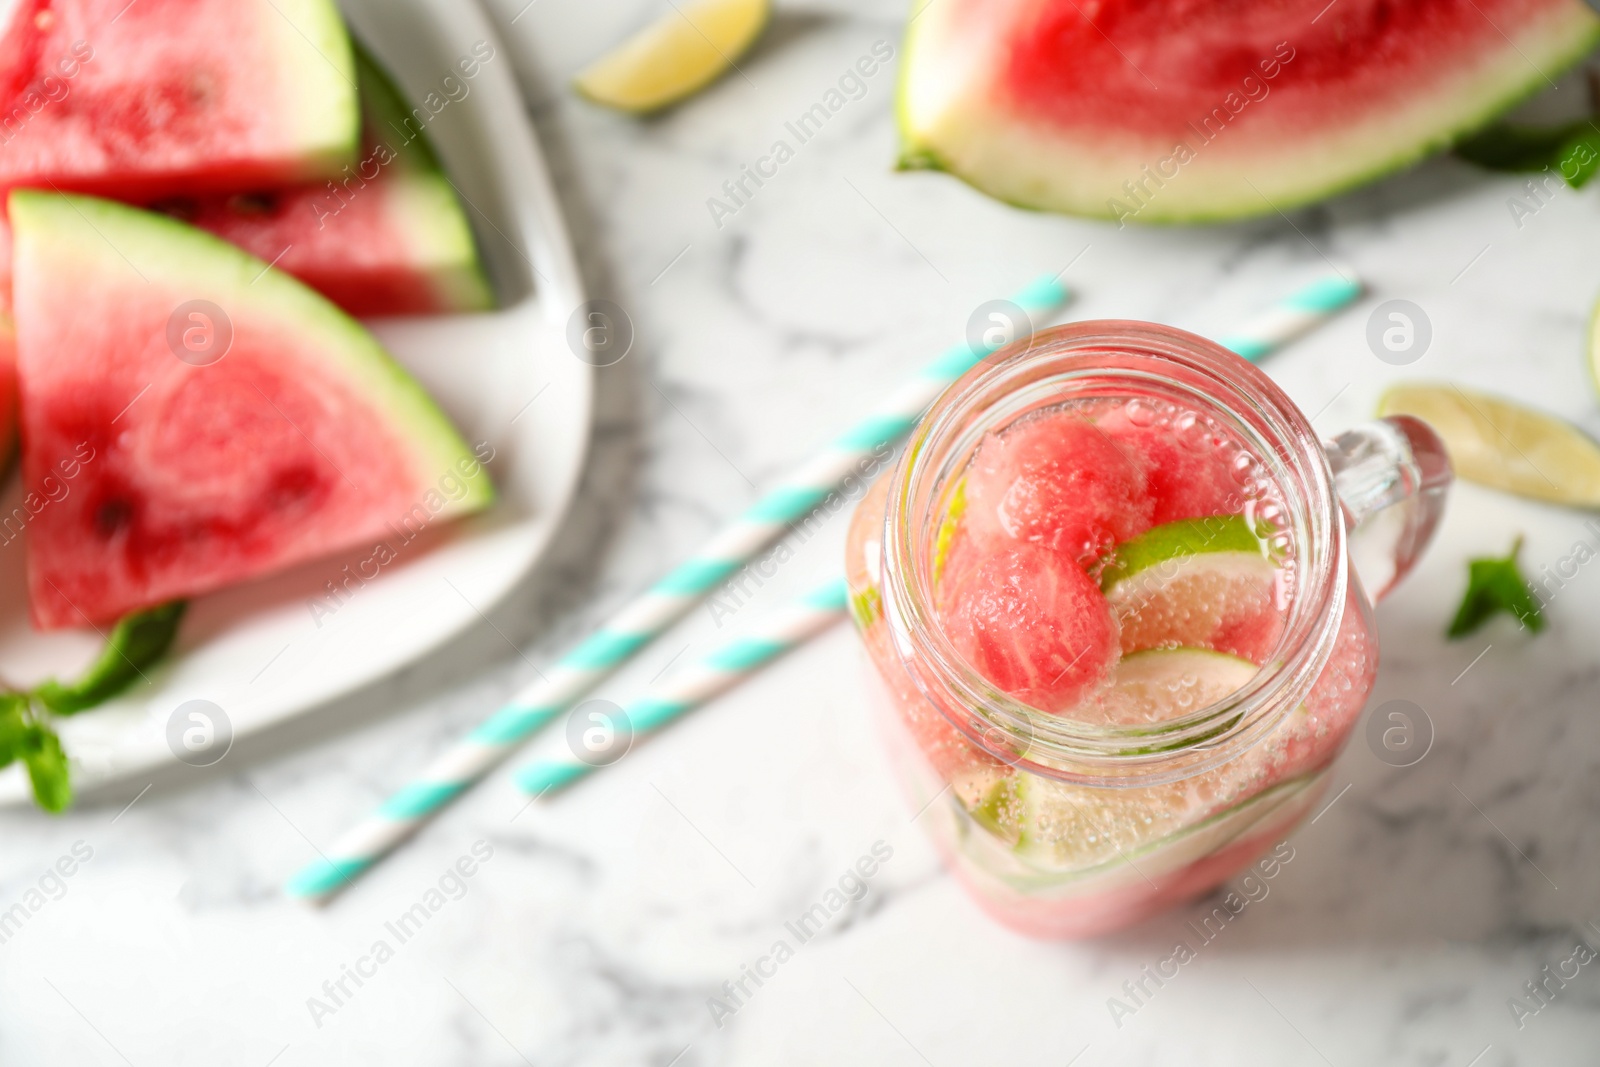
[284,275,1070,900]
[1215,270,1364,362]
[514,578,849,796]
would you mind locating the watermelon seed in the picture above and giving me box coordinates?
[94,499,133,538]
[150,197,199,222]
[226,192,278,216]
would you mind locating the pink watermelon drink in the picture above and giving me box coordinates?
[846,322,1450,938]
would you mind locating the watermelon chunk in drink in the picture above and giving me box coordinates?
[934,399,1293,718]
[10,191,493,629]
[0,0,360,199]
[961,408,1153,567]
[1096,400,1247,524]
[938,540,1120,714]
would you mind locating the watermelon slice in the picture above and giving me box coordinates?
[0,0,359,199]
[898,0,1600,220]
[11,191,493,630]
[149,46,493,316]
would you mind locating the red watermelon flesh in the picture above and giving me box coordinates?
[1095,401,1247,525]
[938,541,1120,714]
[0,315,13,476]
[0,0,359,199]
[0,216,12,474]
[899,0,1600,220]
[962,408,1153,568]
[10,191,493,630]
[156,176,491,317]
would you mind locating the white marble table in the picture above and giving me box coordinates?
[4,2,1600,1063]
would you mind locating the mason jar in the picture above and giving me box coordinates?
[845,321,1451,938]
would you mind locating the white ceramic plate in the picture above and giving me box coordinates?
[0,0,590,800]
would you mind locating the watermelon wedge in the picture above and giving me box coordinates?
[897,0,1600,221]
[150,46,493,316]
[10,191,493,630]
[0,0,359,199]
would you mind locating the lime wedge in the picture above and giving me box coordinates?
[1378,382,1600,506]
[1098,514,1265,591]
[574,0,770,113]
[1100,516,1281,659]
[932,475,967,583]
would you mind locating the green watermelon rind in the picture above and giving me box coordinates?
[895,2,1600,223]
[353,44,495,313]
[356,44,444,174]
[380,171,496,313]
[269,0,364,179]
[8,191,495,516]
[1097,514,1268,592]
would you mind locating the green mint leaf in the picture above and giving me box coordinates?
[1456,122,1582,171]
[21,725,71,813]
[1455,120,1600,189]
[0,693,29,767]
[1562,130,1600,189]
[33,601,186,715]
[1448,537,1545,639]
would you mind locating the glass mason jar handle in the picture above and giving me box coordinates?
[1324,415,1453,602]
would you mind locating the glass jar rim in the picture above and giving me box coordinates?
[877,319,1351,786]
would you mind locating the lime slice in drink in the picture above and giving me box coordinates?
[1100,515,1281,659]
[573,0,770,114]
[1091,646,1259,726]
[958,647,1260,870]
[1378,382,1600,506]
[986,774,1322,896]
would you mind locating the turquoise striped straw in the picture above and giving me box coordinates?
[1217,270,1363,362]
[514,578,848,796]
[285,275,1071,900]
